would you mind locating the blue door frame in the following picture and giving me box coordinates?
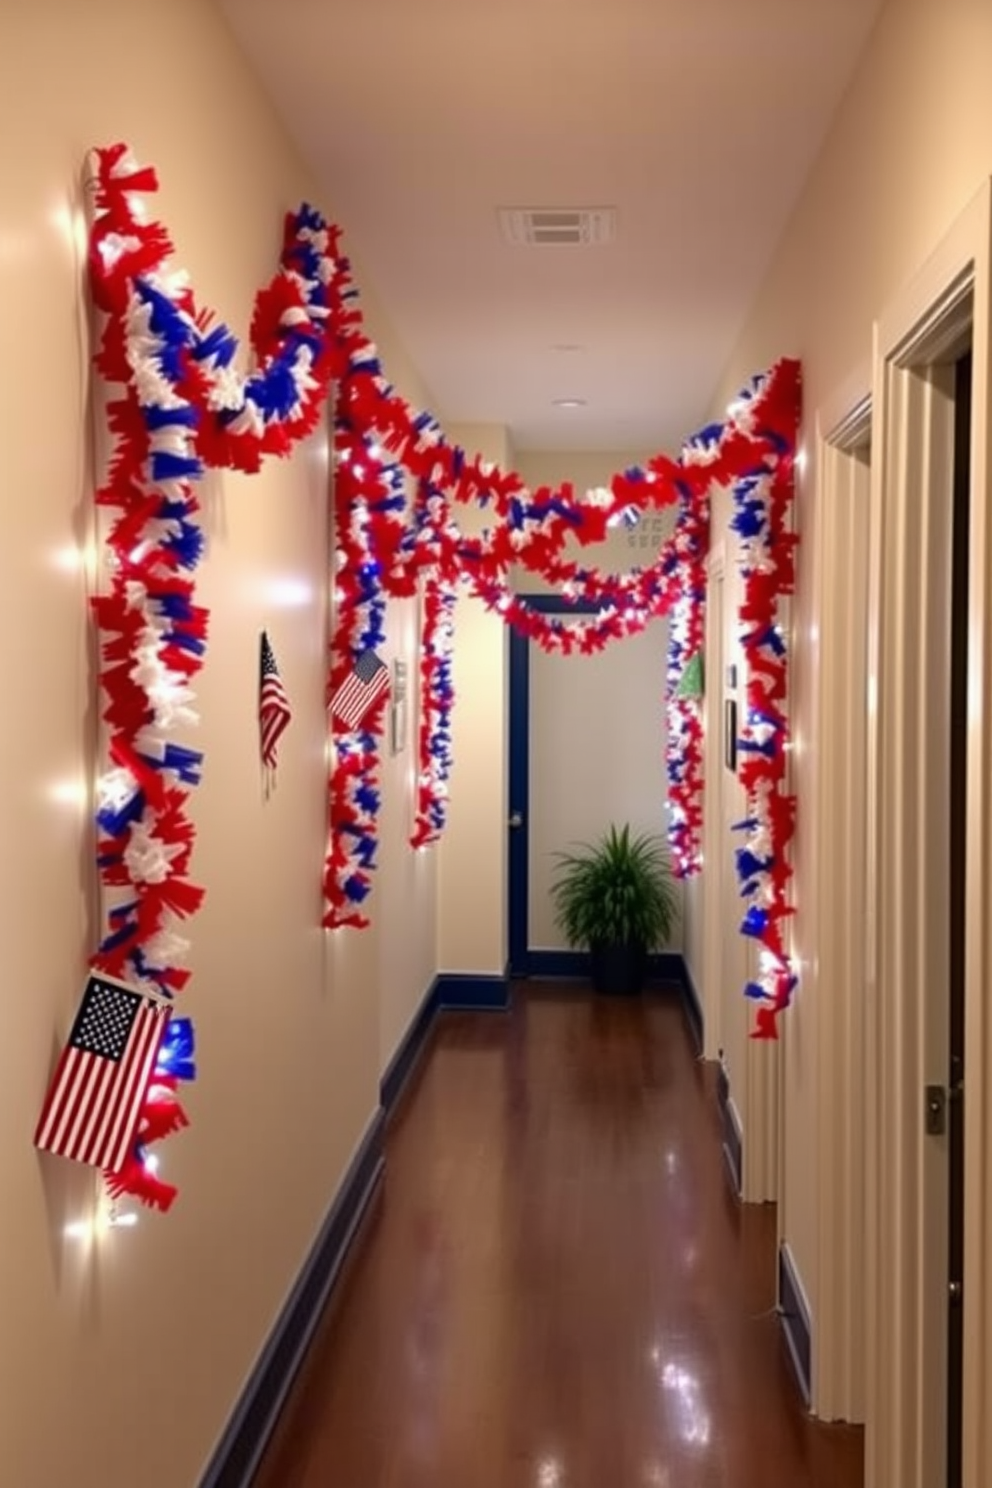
[507,594,601,977]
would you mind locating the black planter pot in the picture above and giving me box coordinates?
[589,941,647,996]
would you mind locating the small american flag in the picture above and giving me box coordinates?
[34,975,169,1173]
[259,630,293,768]
[332,648,390,731]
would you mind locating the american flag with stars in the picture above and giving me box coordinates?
[34,975,170,1174]
[259,630,293,769]
[331,648,390,731]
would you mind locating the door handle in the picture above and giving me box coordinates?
[508,811,524,828]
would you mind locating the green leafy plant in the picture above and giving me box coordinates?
[550,823,679,951]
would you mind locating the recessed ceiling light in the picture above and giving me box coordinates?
[553,398,587,409]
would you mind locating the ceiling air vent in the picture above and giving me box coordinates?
[497,207,616,247]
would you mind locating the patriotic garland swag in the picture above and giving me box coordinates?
[87,144,340,1207]
[84,145,800,1210]
[323,250,799,1014]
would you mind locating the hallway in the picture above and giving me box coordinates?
[253,986,863,1488]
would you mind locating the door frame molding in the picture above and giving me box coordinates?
[506,592,600,977]
[811,384,872,1424]
[866,177,992,1488]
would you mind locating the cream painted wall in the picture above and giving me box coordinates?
[435,422,511,974]
[375,590,439,1069]
[0,5,436,1486]
[703,0,992,1439]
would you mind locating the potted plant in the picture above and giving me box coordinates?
[550,823,679,995]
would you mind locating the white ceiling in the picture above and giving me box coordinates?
[220,0,882,452]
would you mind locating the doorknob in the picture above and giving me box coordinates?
[508,811,524,828]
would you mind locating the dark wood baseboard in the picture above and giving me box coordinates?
[717,1060,743,1197]
[198,1112,385,1488]
[778,1242,813,1407]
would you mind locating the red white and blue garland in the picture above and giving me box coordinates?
[321,250,798,939]
[84,144,800,1208]
[88,144,340,1205]
[729,374,800,1036]
[324,300,800,1020]
[410,575,458,850]
[323,409,394,926]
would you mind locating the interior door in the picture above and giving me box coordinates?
[507,595,673,976]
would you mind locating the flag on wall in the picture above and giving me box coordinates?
[259,630,293,769]
[331,648,390,731]
[676,650,705,699]
[34,974,170,1173]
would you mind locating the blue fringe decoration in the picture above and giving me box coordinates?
[145,405,199,430]
[344,874,372,903]
[155,1017,196,1081]
[163,520,205,568]
[736,849,775,881]
[192,323,238,367]
[151,451,204,484]
[740,905,769,938]
[96,789,145,839]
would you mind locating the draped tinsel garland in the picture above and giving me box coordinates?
[321,243,799,934]
[730,377,800,1037]
[85,142,800,1215]
[88,144,341,1204]
[323,407,394,925]
[410,576,458,850]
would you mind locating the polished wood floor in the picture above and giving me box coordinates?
[253,984,863,1488]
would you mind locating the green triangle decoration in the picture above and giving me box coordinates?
[676,650,704,699]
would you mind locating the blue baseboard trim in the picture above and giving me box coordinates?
[380,982,438,1114]
[717,1062,743,1198]
[778,1242,813,1408]
[671,958,704,1054]
[199,1110,385,1488]
[518,949,685,982]
[435,972,510,1010]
